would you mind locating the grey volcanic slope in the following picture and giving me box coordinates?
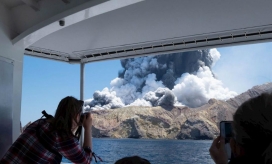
[226,82,272,108]
[91,99,235,140]
[91,82,272,140]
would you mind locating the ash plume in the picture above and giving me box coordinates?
[84,49,236,110]
[118,49,214,89]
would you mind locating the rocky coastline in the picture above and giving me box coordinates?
[91,83,272,140]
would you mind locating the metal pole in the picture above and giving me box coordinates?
[80,63,85,101]
[80,63,85,146]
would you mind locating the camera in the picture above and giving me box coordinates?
[79,112,88,124]
[220,121,234,160]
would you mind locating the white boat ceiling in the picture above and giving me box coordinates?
[7,0,272,63]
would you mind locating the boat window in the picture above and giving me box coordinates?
[21,42,272,164]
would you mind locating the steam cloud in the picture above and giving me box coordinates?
[84,49,237,110]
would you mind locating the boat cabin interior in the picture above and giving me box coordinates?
[1,0,272,158]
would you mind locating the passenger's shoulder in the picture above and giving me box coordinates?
[25,119,45,128]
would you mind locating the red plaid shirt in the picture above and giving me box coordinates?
[0,119,92,164]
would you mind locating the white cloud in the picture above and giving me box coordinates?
[209,48,220,66]
[172,66,237,107]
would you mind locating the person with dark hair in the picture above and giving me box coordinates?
[209,93,272,164]
[0,96,94,163]
[115,156,151,164]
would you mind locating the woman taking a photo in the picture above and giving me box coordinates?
[210,93,272,164]
[1,96,94,163]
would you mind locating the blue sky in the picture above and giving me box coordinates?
[213,42,272,93]
[21,42,272,126]
[21,58,122,126]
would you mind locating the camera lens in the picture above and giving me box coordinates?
[80,112,89,124]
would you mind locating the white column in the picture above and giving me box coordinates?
[80,63,85,145]
[80,63,85,101]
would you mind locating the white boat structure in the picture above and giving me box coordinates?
[1,0,272,158]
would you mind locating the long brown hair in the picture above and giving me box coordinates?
[50,96,83,137]
[233,93,272,163]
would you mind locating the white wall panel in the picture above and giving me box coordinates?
[0,58,13,159]
[0,2,24,151]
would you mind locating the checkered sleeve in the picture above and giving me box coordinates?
[56,136,92,163]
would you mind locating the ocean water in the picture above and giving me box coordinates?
[62,138,214,164]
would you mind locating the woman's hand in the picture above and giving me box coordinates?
[209,136,228,164]
[82,113,93,130]
[82,112,93,151]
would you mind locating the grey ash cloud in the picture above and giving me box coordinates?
[84,49,236,110]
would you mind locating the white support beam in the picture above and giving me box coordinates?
[21,0,40,11]
[80,63,85,101]
[79,63,85,146]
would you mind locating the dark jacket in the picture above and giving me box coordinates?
[228,156,261,164]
